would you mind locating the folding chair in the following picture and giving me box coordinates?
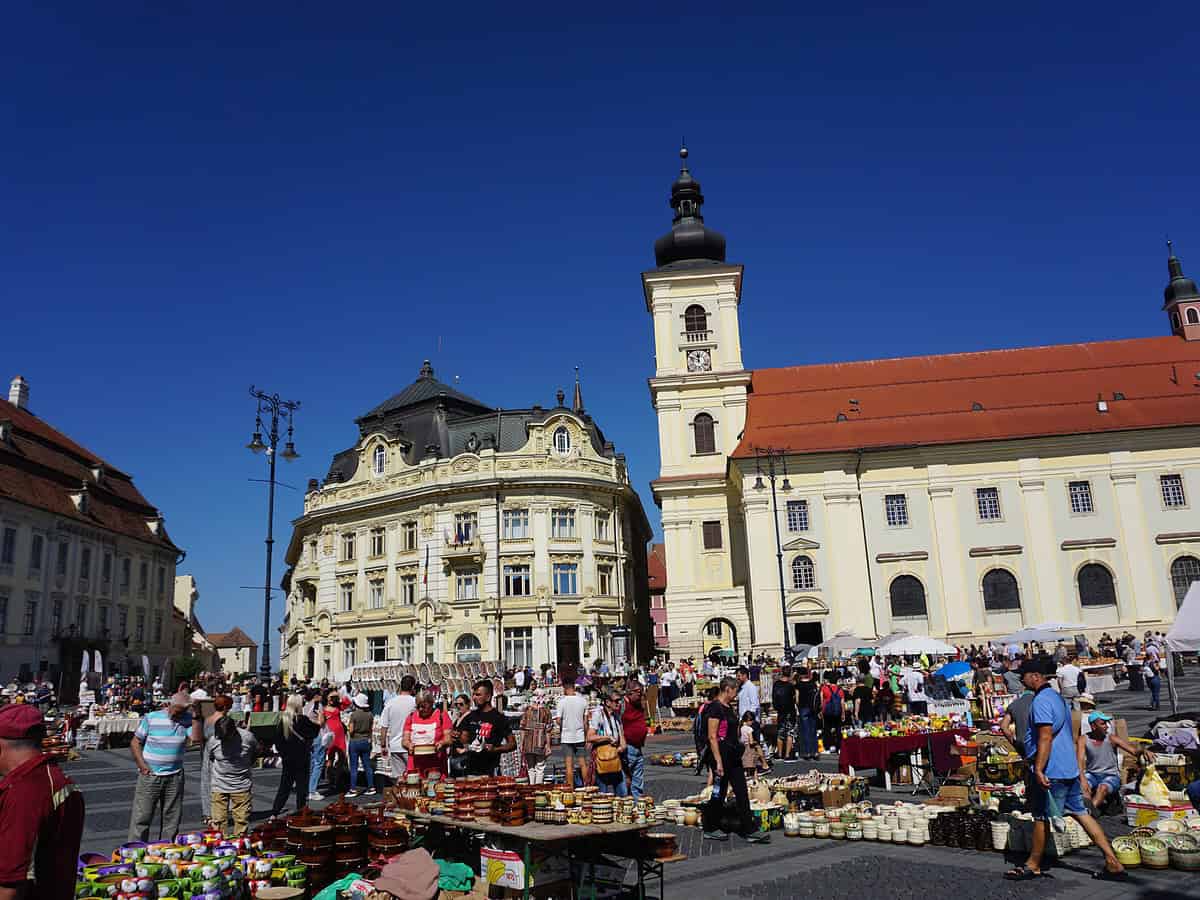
[908,734,950,797]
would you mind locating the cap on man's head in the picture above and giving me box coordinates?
[1077,693,1096,707]
[1017,658,1048,678]
[1088,711,1113,724]
[0,704,45,740]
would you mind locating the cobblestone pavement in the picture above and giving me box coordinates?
[69,671,1199,897]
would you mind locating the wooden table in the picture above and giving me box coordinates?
[406,811,654,899]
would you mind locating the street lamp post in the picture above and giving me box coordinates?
[422,605,433,663]
[246,386,300,679]
[752,446,793,657]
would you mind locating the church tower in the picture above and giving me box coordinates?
[643,147,753,659]
[1164,241,1200,341]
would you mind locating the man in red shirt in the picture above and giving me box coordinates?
[0,704,85,900]
[621,681,649,799]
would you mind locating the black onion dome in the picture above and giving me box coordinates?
[653,146,727,269]
[1164,246,1200,306]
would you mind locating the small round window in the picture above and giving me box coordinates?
[553,426,571,453]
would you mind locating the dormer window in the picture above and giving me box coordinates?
[71,484,90,514]
[553,427,571,454]
[91,464,104,484]
[372,445,386,477]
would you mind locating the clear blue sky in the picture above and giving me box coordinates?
[5,4,1198,658]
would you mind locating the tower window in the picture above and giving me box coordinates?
[692,413,716,454]
[701,520,722,550]
[372,445,386,476]
[553,426,571,453]
[1188,307,1200,325]
[1172,311,1182,330]
[683,305,708,335]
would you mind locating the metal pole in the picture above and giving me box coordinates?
[261,412,277,679]
[768,466,790,654]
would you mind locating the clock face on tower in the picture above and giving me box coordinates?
[687,349,712,372]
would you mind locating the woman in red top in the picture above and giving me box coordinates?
[321,692,349,796]
[402,691,454,776]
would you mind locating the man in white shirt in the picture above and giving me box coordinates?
[736,666,760,720]
[554,679,589,788]
[378,675,417,779]
[514,668,526,690]
[902,668,928,714]
[1057,659,1083,702]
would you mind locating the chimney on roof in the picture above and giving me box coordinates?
[8,376,28,410]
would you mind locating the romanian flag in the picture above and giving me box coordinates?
[423,544,429,584]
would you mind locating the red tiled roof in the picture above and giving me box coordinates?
[208,627,257,649]
[647,542,667,590]
[733,336,1200,458]
[0,397,180,552]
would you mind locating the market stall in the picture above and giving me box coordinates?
[839,727,972,788]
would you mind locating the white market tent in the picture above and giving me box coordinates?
[878,634,957,656]
[816,629,878,653]
[1165,581,1200,713]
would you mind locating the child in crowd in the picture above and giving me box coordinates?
[740,711,769,776]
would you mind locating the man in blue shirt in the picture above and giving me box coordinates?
[1005,657,1124,882]
[128,691,194,842]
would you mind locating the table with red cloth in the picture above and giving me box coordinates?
[838,727,970,775]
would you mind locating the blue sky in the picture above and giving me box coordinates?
[4,4,1198,657]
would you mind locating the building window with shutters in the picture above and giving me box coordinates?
[975,487,1002,521]
[340,583,355,612]
[884,494,909,528]
[401,521,418,551]
[701,521,722,550]
[1068,480,1094,515]
[457,571,479,601]
[597,565,613,596]
[1077,563,1117,607]
[400,574,417,605]
[503,564,531,597]
[502,509,529,540]
[369,580,385,609]
[370,528,385,558]
[1160,474,1188,508]
[889,575,927,618]
[692,413,716,454]
[791,556,816,590]
[982,569,1021,611]
[551,508,576,539]
[341,532,357,561]
[595,512,611,541]
[368,636,388,661]
[552,563,578,596]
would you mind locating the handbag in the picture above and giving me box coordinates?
[595,743,622,776]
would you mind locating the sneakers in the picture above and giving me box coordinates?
[345,789,360,798]
[703,830,730,841]
[744,831,771,844]
[364,788,378,796]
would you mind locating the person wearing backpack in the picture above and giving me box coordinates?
[794,669,819,760]
[819,671,846,753]
[701,677,769,844]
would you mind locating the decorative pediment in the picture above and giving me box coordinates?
[782,537,821,551]
[786,595,830,615]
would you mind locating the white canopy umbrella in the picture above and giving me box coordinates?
[1165,581,1200,713]
[816,629,877,653]
[877,634,957,656]
[877,629,912,646]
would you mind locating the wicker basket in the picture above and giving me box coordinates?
[1112,836,1141,867]
[1137,836,1169,869]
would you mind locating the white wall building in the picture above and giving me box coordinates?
[645,150,1200,658]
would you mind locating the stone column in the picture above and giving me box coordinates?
[927,474,971,638]
[1016,464,1053,625]
[1110,463,1158,622]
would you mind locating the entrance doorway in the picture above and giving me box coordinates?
[702,618,738,657]
[556,625,580,669]
[793,622,824,647]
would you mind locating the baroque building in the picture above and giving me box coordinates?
[0,375,184,692]
[646,149,1200,659]
[279,363,651,680]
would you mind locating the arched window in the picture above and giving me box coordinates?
[553,426,571,453]
[1171,555,1200,608]
[1188,307,1200,325]
[1172,311,1182,330]
[791,555,816,590]
[982,569,1021,611]
[455,633,482,662]
[372,445,385,476]
[684,304,708,335]
[889,575,927,618]
[693,413,716,454]
[1078,563,1117,607]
